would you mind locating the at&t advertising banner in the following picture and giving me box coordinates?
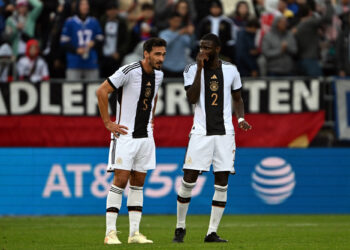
[0,148,349,215]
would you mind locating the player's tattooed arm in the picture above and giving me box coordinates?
[186,52,208,104]
[232,90,252,131]
[96,80,128,137]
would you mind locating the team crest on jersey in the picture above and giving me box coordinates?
[185,156,192,165]
[146,81,151,86]
[145,88,152,97]
[210,81,219,92]
[116,157,123,165]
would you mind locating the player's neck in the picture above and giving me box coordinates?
[141,59,154,74]
[205,59,220,70]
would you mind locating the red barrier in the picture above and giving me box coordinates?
[0,111,324,147]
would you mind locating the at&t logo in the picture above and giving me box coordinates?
[251,157,296,205]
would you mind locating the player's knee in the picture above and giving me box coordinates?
[214,172,229,186]
[130,172,146,187]
[113,177,129,188]
[183,169,199,183]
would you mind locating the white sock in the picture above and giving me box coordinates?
[176,179,196,229]
[127,185,143,236]
[106,184,123,235]
[207,185,228,235]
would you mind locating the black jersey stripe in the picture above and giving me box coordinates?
[132,66,155,138]
[123,64,141,75]
[231,86,242,93]
[204,65,225,135]
[184,63,196,73]
[122,62,139,73]
[117,87,123,124]
[107,78,117,91]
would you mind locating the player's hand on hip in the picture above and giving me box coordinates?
[105,121,128,138]
[196,52,208,69]
[239,120,252,131]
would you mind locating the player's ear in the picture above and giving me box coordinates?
[143,50,148,59]
[216,46,221,54]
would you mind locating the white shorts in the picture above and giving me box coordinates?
[107,134,156,173]
[183,134,236,173]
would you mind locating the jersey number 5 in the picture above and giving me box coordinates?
[143,99,148,110]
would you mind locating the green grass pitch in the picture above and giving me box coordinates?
[1,215,349,249]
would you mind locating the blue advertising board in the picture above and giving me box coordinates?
[0,148,349,215]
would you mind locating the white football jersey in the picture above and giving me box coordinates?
[184,61,242,135]
[108,61,164,138]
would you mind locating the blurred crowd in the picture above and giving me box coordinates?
[0,0,350,82]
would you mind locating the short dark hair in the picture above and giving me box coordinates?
[201,33,221,47]
[298,4,310,18]
[143,38,167,52]
[141,3,154,11]
[169,11,182,19]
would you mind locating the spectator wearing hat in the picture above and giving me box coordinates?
[5,0,43,57]
[262,16,297,76]
[99,1,129,78]
[17,39,49,83]
[60,0,104,81]
[197,0,236,62]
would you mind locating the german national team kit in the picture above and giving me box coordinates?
[183,60,242,173]
[106,61,164,173]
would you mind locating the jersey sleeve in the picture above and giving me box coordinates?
[183,64,196,90]
[107,68,129,90]
[93,19,104,42]
[60,20,71,45]
[232,66,242,92]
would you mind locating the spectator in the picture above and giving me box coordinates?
[99,1,129,77]
[174,0,196,29]
[197,0,236,62]
[0,34,13,83]
[159,12,193,77]
[193,0,212,24]
[60,0,104,81]
[278,0,294,19]
[45,0,72,78]
[129,3,157,52]
[5,0,43,57]
[121,40,144,66]
[253,0,266,18]
[293,1,333,76]
[17,39,49,83]
[262,16,297,76]
[230,1,251,30]
[235,18,260,77]
[336,12,350,76]
[335,0,350,16]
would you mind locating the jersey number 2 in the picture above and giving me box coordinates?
[211,93,218,106]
